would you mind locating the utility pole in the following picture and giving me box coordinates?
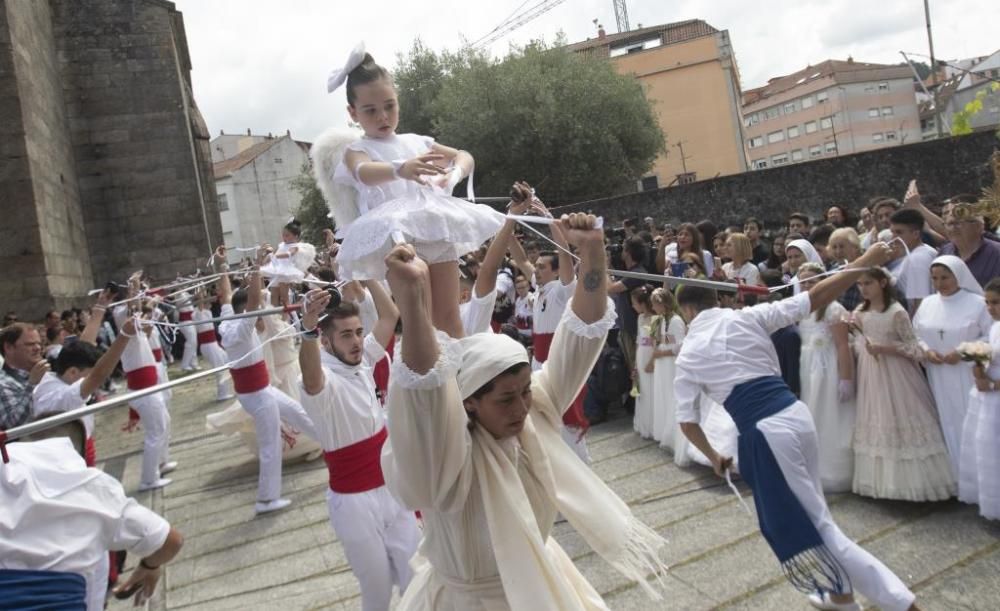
[924,0,944,138]
[675,141,691,173]
[613,0,630,33]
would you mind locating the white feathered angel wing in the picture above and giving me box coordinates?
[310,127,363,235]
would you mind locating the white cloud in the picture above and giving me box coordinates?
[174,0,1000,142]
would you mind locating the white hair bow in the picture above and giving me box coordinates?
[327,41,367,93]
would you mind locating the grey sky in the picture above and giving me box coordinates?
[173,0,998,144]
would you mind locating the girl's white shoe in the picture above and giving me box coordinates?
[808,591,861,611]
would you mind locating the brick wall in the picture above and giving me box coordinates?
[574,131,999,230]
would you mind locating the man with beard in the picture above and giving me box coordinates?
[298,280,419,611]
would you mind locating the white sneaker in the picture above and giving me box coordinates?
[138,478,172,492]
[255,498,292,515]
[808,592,861,611]
[159,461,178,475]
[216,393,235,402]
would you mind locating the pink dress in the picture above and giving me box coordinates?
[852,302,956,501]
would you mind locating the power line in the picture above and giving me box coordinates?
[471,0,569,48]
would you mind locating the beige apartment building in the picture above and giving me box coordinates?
[742,60,920,170]
[567,20,748,189]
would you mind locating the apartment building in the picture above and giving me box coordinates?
[742,59,920,170]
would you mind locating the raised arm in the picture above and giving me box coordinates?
[508,233,535,280]
[473,183,531,298]
[299,289,329,397]
[564,214,608,324]
[363,279,399,349]
[388,245,438,374]
[214,246,232,305]
[246,246,268,313]
[80,317,135,398]
[79,290,112,345]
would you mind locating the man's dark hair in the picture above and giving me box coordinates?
[346,53,392,107]
[744,217,763,230]
[318,301,361,333]
[871,198,901,213]
[787,212,810,226]
[1,322,34,355]
[676,285,718,312]
[623,218,637,229]
[890,208,925,231]
[623,236,646,266]
[538,250,559,271]
[46,326,62,343]
[231,287,249,314]
[808,224,835,247]
[53,341,102,375]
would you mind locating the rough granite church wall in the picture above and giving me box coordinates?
[0,0,94,315]
[582,131,998,231]
[49,0,221,285]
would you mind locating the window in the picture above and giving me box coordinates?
[771,153,789,166]
[878,82,889,91]
[788,125,800,139]
[864,84,876,93]
[765,107,780,120]
[767,130,785,144]
[752,158,769,170]
[273,157,283,164]
[805,121,818,134]
[677,172,697,185]
[873,133,884,143]
[809,145,822,158]
[802,96,814,109]
[886,131,897,141]
[825,141,837,154]
[217,192,229,211]
[748,136,764,148]
[868,108,880,118]
[640,175,659,191]
[784,102,796,114]
[749,113,760,125]
[816,90,829,103]
[881,106,893,116]
[820,116,833,129]
[791,149,804,162]
[609,37,662,57]
[744,116,752,127]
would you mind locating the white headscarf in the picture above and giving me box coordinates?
[326,42,367,93]
[785,239,822,265]
[931,254,983,295]
[457,333,529,399]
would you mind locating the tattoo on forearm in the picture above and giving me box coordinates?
[582,269,602,292]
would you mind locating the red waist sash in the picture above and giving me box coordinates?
[533,332,554,363]
[196,330,217,346]
[126,366,158,390]
[231,360,269,394]
[179,311,194,322]
[84,437,96,467]
[323,427,388,494]
[152,348,163,363]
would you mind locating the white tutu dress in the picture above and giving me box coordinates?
[331,133,504,280]
[958,321,1000,520]
[258,241,316,283]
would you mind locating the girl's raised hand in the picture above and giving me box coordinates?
[399,154,446,184]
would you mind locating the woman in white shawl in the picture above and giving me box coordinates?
[785,239,823,295]
[381,214,668,611]
[912,255,992,477]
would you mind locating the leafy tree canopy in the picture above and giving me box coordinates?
[292,162,334,247]
[394,36,665,203]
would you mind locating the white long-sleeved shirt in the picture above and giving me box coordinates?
[674,292,812,423]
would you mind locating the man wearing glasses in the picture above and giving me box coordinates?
[0,324,50,429]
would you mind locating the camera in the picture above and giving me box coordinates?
[323,286,342,311]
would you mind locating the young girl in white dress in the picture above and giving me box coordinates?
[315,43,503,339]
[796,263,856,492]
[961,278,1000,520]
[851,267,956,501]
[631,286,656,439]
[650,288,685,451]
[912,255,992,478]
[257,218,316,312]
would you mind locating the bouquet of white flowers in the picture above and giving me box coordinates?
[957,341,992,366]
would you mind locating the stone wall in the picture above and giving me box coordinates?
[0,0,94,316]
[50,0,222,284]
[574,130,999,230]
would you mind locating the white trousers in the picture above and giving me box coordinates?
[561,426,591,464]
[201,342,233,399]
[237,386,317,501]
[156,361,172,403]
[132,392,170,485]
[758,402,916,611]
[180,325,199,370]
[327,486,420,611]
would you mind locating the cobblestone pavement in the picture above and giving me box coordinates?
[94,369,1000,610]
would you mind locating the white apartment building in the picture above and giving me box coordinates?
[212,133,311,253]
[742,59,921,170]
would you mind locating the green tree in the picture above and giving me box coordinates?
[952,83,1000,136]
[393,38,665,202]
[292,162,334,247]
